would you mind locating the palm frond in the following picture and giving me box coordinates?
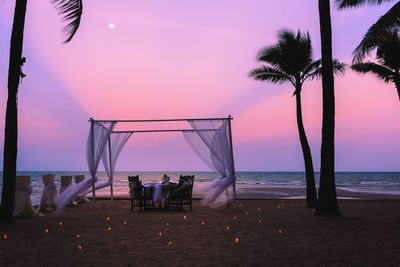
[249,66,294,85]
[375,31,400,69]
[351,62,395,82]
[335,0,395,9]
[305,60,346,80]
[352,2,400,63]
[256,45,282,66]
[52,0,83,43]
[301,59,321,81]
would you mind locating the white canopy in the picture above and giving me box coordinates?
[57,116,236,213]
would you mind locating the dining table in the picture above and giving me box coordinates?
[142,181,179,206]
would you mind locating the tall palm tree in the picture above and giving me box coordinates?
[335,0,400,63]
[352,31,400,100]
[249,29,345,209]
[317,0,341,216]
[0,0,83,223]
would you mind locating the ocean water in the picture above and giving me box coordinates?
[1,171,400,205]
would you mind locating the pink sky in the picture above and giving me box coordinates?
[0,0,399,171]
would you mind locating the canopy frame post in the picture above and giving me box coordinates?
[108,135,113,207]
[90,119,96,214]
[227,115,237,207]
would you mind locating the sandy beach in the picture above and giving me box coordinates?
[1,198,400,266]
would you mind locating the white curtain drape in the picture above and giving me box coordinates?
[85,131,133,193]
[56,121,116,213]
[183,119,235,206]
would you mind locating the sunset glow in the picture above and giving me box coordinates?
[0,1,398,171]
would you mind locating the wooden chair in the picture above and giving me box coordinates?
[143,186,156,210]
[168,175,194,211]
[128,175,143,212]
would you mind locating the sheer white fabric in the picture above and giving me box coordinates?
[39,174,58,211]
[183,119,235,206]
[74,175,90,203]
[13,176,43,216]
[85,132,133,193]
[56,121,116,213]
[59,176,77,206]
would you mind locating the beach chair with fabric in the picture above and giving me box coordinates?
[59,175,77,206]
[13,175,43,216]
[74,175,90,203]
[39,174,58,212]
[128,175,143,212]
[168,175,194,211]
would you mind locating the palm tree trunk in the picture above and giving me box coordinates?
[315,0,340,216]
[295,88,317,208]
[0,0,27,223]
[394,78,400,101]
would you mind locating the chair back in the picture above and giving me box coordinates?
[179,175,194,187]
[61,176,73,186]
[42,174,55,185]
[15,176,31,191]
[74,175,85,184]
[128,175,140,184]
[128,175,142,198]
[178,175,194,197]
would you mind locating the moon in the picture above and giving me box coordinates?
[109,23,115,29]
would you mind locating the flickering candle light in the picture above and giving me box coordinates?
[78,245,83,251]
[45,229,48,233]
[183,215,186,220]
[76,234,80,239]
[226,226,230,230]
[123,221,127,225]
[108,227,111,231]
[107,217,110,221]
[277,205,281,209]
[233,216,237,220]
[168,241,172,246]
[201,221,205,225]
[235,237,239,243]
[258,219,262,223]
[278,229,283,234]
[159,232,163,236]
[3,234,7,239]
[165,222,169,226]
[258,208,261,212]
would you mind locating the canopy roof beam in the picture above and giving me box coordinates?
[112,129,217,133]
[90,116,232,123]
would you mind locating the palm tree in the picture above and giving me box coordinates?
[249,29,345,209]
[351,31,400,100]
[0,0,82,223]
[316,0,341,217]
[335,0,400,63]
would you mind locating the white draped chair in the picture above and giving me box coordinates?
[39,174,58,211]
[13,175,43,216]
[60,176,77,206]
[74,175,90,203]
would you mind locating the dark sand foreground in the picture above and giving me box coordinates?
[1,199,400,266]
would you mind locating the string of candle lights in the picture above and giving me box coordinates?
[8,200,293,253]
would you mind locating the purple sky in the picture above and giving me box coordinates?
[0,1,399,171]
